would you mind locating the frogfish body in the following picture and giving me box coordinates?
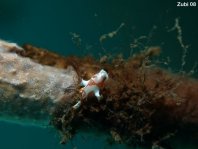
[73,69,108,109]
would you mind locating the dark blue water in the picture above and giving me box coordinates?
[0,0,197,148]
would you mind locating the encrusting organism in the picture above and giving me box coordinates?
[2,42,198,148]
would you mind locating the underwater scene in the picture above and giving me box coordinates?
[0,0,198,149]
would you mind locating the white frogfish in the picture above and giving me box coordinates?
[73,69,109,109]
